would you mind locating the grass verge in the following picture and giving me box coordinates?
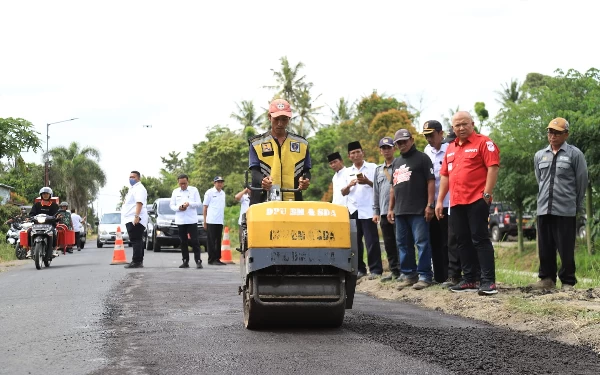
[0,242,17,263]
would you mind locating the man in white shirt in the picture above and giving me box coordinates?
[422,120,456,286]
[122,171,148,269]
[341,141,383,278]
[170,174,203,269]
[327,152,347,207]
[204,176,227,265]
[70,209,84,251]
[235,187,250,245]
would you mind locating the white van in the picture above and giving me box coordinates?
[96,211,130,248]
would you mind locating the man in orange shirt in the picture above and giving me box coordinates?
[435,111,500,295]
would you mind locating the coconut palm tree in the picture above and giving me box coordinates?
[291,87,323,137]
[329,97,355,124]
[230,100,263,138]
[496,79,522,107]
[263,56,310,103]
[47,142,106,213]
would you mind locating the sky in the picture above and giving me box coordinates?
[1,0,598,216]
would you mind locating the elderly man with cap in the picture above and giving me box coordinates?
[530,118,588,291]
[248,98,311,204]
[327,151,347,206]
[422,120,452,285]
[387,129,435,290]
[372,136,401,282]
[203,176,227,265]
[341,141,383,278]
[436,111,500,295]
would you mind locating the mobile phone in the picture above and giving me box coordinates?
[357,173,364,178]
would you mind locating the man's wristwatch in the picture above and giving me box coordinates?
[483,192,491,201]
[427,203,435,209]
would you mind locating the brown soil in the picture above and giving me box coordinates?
[356,277,600,354]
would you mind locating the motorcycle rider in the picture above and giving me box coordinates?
[4,206,29,225]
[57,202,74,253]
[27,187,62,258]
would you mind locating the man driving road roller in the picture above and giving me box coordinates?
[248,98,311,203]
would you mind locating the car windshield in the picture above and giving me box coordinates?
[101,213,121,224]
[158,200,203,215]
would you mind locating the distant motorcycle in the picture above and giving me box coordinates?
[6,221,32,260]
[29,214,59,270]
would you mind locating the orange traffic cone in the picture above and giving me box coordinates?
[220,226,234,264]
[110,226,128,265]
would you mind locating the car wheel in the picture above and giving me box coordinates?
[153,232,161,252]
[491,226,501,242]
[578,225,586,239]
[146,232,153,250]
[97,240,103,248]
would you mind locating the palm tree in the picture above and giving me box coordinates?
[329,97,355,124]
[496,79,522,107]
[291,87,323,137]
[263,56,310,102]
[47,142,106,213]
[230,100,263,138]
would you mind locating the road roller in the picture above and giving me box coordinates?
[238,189,358,329]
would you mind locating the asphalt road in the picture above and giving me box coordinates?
[1,245,599,375]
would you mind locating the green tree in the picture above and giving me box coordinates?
[474,102,490,132]
[291,87,323,137]
[0,162,45,203]
[496,78,522,107]
[264,56,323,137]
[329,97,355,125]
[491,98,545,252]
[230,100,262,139]
[492,68,600,254]
[187,126,248,205]
[263,56,310,103]
[47,142,106,214]
[0,117,42,161]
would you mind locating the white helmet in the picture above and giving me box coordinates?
[39,186,53,197]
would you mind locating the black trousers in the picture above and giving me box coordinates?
[449,199,494,283]
[447,212,462,279]
[537,215,577,285]
[206,223,223,263]
[178,224,201,264]
[74,232,81,249]
[126,222,146,264]
[430,208,449,283]
[380,215,400,276]
[350,212,383,275]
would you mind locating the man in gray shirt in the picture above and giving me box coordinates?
[531,118,588,291]
[372,137,400,282]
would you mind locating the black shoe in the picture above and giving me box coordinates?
[67,249,73,253]
[196,262,203,269]
[124,262,143,269]
[209,260,226,266]
[357,271,367,279]
[179,260,189,268]
[449,280,478,293]
[77,248,81,251]
[478,282,498,295]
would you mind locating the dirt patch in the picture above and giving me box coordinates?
[0,259,27,272]
[356,278,600,354]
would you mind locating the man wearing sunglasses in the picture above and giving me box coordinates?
[530,118,588,291]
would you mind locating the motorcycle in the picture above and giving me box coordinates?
[28,214,59,270]
[6,221,32,260]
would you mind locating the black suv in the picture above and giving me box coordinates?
[488,202,537,241]
[145,198,208,252]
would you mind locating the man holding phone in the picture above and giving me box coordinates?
[170,174,203,269]
[341,141,383,278]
